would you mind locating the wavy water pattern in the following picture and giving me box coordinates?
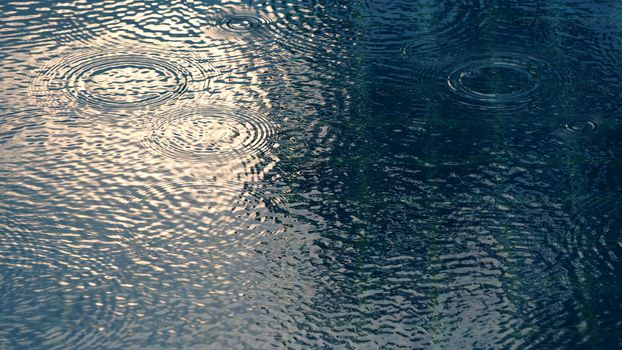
[365,0,488,55]
[0,176,141,349]
[42,0,354,61]
[1,0,622,348]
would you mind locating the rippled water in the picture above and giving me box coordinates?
[1,0,621,349]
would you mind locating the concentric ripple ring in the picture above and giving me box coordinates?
[30,50,214,110]
[447,57,540,107]
[143,105,276,163]
[222,15,271,32]
[563,120,600,136]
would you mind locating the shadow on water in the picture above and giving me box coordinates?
[0,0,621,348]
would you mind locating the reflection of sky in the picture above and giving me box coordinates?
[0,1,290,180]
[0,1,332,346]
[48,0,277,48]
[0,2,498,346]
[0,0,277,280]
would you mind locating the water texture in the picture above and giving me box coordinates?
[1,0,621,349]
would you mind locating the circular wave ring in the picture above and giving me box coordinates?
[31,50,214,111]
[200,3,351,57]
[143,105,276,163]
[221,14,273,33]
[66,56,189,108]
[563,120,600,136]
[447,57,541,107]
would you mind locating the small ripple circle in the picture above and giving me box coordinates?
[221,15,271,32]
[563,120,600,136]
[202,4,350,57]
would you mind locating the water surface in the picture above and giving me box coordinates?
[1,0,621,348]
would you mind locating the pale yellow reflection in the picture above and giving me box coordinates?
[0,2,329,326]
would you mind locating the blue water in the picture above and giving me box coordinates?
[1,0,621,348]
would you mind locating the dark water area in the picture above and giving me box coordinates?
[1,0,621,348]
